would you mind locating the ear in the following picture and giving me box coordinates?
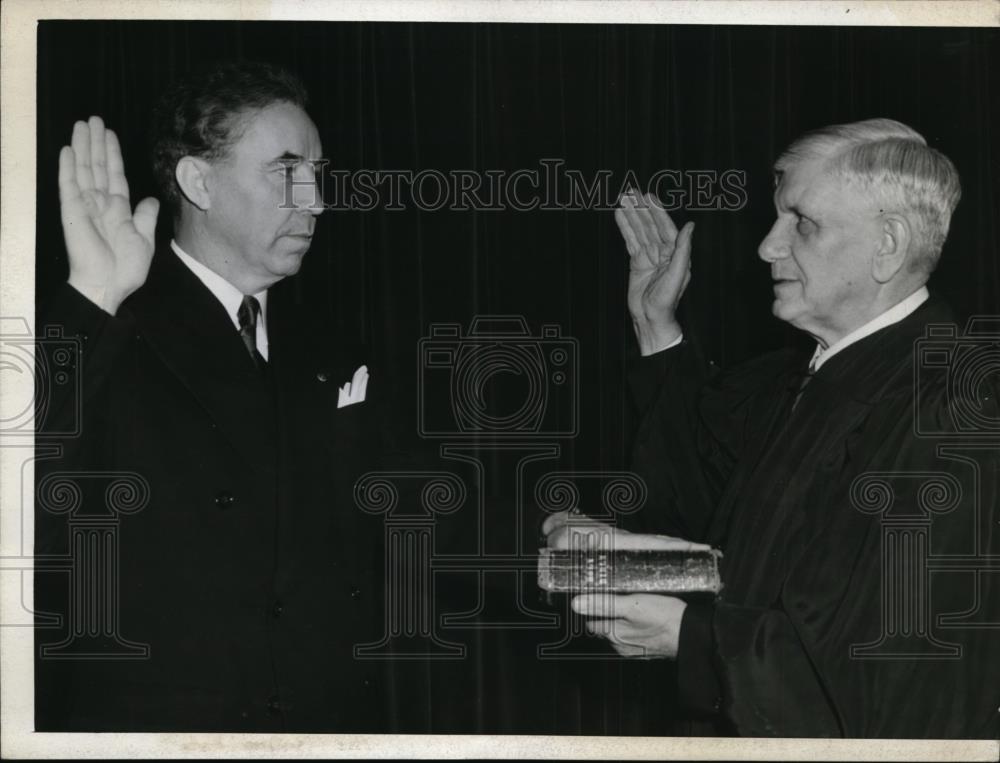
[174,156,213,212]
[872,214,911,283]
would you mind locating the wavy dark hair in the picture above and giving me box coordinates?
[149,60,309,215]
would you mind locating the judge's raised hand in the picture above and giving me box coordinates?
[572,592,687,658]
[614,191,694,356]
[542,509,710,553]
[60,116,159,315]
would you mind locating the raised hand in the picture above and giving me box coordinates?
[60,116,159,315]
[614,191,694,355]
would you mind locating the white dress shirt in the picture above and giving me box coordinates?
[171,240,269,360]
[809,286,929,372]
[659,286,929,373]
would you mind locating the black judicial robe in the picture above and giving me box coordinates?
[34,250,407,732]
[629,296,1000,738]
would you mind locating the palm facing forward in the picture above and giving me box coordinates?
[60,116,159,315]
[614,191,694,355]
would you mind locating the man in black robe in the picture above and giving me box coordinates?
[544,118,999,738]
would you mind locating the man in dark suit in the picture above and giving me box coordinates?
[35,61,393,732]
[544,118,999,737]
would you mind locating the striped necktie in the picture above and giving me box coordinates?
[237,295,266,370]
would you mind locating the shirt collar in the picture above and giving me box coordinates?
[170,239,268,331]
[810,286,929,372]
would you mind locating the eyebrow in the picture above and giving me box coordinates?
[270,152,328,166]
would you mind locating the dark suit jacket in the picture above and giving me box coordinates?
[35,248,397,732]
[629,295,1000,738]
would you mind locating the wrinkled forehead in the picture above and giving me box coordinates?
[226,101,322,159]
[774,149,833,188]
[772,153,851,208]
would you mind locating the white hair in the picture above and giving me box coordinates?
[774,118,962,274]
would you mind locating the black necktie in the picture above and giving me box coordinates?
[237,295,266,370]
[791,359,816,412]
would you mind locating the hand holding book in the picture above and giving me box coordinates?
[541,508,713,555]
[539,509,721,658]
[571,593,689,658]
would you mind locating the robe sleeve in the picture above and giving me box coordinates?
[627,340,794,725]
[628,341,725,541]
[627,339,788,541]
[675,600,724,718]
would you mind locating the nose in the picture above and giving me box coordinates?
[758,218,789,263]
[305,192,324,217]
[291,166,325,217]
[305,173,324,217]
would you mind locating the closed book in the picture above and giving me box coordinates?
[537,547,723,595]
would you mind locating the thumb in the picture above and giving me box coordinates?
[671,221,695,274]
[133,197,160,245]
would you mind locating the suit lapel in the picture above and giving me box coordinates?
[126,249,277,474]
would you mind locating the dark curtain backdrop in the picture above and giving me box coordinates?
[36,21,999,735]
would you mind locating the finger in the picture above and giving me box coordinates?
[622,196,664,271]
[583,620,647,655]
[606,530,712,552]
[58,146,81,205]
[664,221,695,290]
[547,516,621,551]
[573,594,624,619]
[354,368,369,401]
[614,208,640,257]
[574,593,654,620]
[541,509,572,537]
[608,639,648,657]
[132,197,160,246]
[547,523,604,551]
[89,116,108,192]
[583,617,643,642]
[575,592,686,625]
[620,195,652,251]
[105,129,130,201]
[565,523,618,551]
[632,195,666,245]
[71,120,94,191]
[635,208,667,264]
[645,193,678,250]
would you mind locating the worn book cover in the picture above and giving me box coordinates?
[537,548,723,595]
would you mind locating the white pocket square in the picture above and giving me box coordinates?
[337,365,369,408]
